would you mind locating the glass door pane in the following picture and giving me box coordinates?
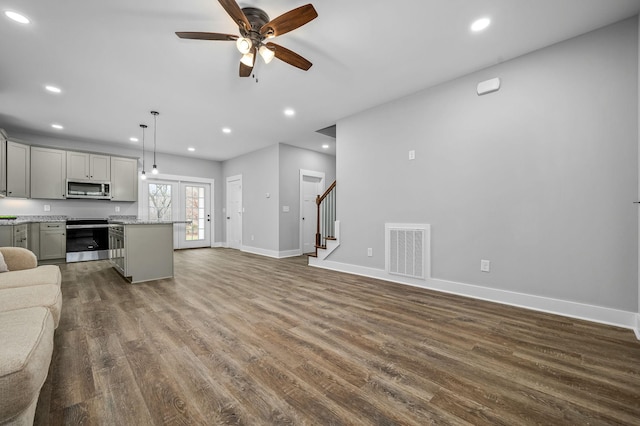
[148,183,173,221]
[185,185,205,241]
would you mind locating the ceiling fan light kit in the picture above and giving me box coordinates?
[177,0,318,77]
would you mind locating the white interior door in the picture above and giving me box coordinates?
[226,175,242,249]
[300,170,325,254]
[179,182,211,249]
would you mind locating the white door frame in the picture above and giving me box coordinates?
[179,181,212,249]
[138,173,215,247]
[299,169,325,255]
[226,174,243,249]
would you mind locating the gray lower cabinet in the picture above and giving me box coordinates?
[13,224,28,248]
[40,223,66,260]
[0,224,31,250]
[28,223,40,258]
[0,227,12,246]
[109,223,173,283]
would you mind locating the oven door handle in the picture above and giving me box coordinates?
[66,224,111,229]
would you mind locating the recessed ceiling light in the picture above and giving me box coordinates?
[4,11,30,24]
[322,144,329,149]
[188,147,195,152]
[284,108,295,117]
[129,137,139,143]
[45,85,61,94]
[222,127,231,134]
[51,124,63,130]
[471,17,491,32]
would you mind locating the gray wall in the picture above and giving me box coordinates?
[278,143,336,251]
[334,18,638,312]
[222,144,280,251]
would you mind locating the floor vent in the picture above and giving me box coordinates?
[385,223,430,280]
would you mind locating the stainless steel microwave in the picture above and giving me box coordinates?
[66,180,111,200]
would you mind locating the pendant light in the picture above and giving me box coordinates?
[151,111,159,174]
[140,124,148,180]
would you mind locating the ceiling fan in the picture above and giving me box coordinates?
[176,0,318,77]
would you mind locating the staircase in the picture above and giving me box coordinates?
[309,181,339,260]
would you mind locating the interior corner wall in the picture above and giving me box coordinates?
[334,17,639,312]
[278,143,336,252]
[222,144,280,252]
[637,15,640,318]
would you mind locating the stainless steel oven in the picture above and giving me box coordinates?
[66,218,110,262]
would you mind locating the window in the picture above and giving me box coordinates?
[148,183,172,221]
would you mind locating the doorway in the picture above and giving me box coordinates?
[299,170,325,254]
[180,182,211,249]
[226,175,242,250]
[140,177,213,249]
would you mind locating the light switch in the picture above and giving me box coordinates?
[282,206,290,212]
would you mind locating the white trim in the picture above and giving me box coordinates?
[299,169,325,256]
[309,259,639,336]
[241,246,300,259]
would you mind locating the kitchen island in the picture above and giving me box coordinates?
[108,220,175,283]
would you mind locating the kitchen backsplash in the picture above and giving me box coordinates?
[0,198,138,218]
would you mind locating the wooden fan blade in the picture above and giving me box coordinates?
[260,4,318,38]
[239,48,256,77]
[218,0,251,32]
[176,32,238,41]
[266,42,312,71]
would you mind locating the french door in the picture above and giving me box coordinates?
[141,179,212,249]
[180,182,211,249]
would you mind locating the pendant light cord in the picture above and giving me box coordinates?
[140,124,147,172]
[151,111,159,167]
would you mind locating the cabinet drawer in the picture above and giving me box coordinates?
[41,223,65,230]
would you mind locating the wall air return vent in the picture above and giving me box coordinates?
[385,223,430,280]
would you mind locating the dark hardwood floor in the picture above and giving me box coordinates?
[34,248,640,425]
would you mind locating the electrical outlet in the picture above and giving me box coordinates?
[367,248,373,257]
[43,204,50,212]
[251,235,255,241]
[409,150,416,160]
[480,259,491,272]
[115,206,120,212]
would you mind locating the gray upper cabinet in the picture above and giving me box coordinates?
[67,152,110,181]
[110,157,138,202]
[31,147,67,199]
[6,141,30,198]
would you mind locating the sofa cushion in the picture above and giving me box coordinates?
[0,284,62,328]
[0,307,54,425]
[0,247,37,271]
[0,265,61,290]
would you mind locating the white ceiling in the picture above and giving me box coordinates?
[1,0,639,161]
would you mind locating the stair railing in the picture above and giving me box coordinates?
[316,181,336,249]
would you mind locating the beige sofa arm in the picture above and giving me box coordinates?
[0,247,38,271]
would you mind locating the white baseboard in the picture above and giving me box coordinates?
[241,246,301,259]
[211,242,224,248]
[309,258,639,338]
